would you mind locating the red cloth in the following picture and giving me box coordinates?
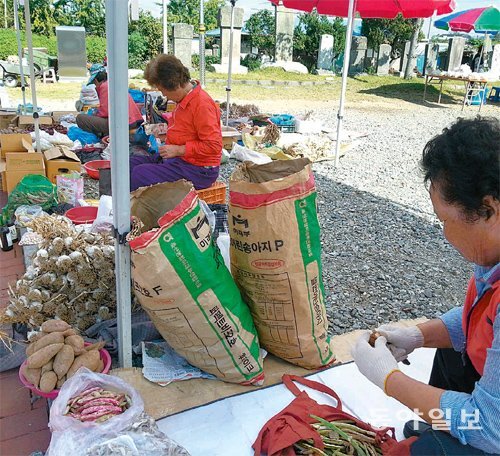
[166,82,222,167]
[462,276,499,375]
[95,81,143,126]
[253,374,415,456]
[268,0,455,18]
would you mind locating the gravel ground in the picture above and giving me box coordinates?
[86,101,496,336]
[219,103,497,335]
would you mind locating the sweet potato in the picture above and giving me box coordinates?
[26,343,35,357]
[85,341,106,352]
[96,359,104,373]
[53,345,74,379]
[28,332,46,343]
[369,331,380,347]
[56,376,66,389]
[65,335,85,355]
[33,332,64,354]
[41,360,53,375]
[27,343,64,369]
[21,364,41,388]
[67,350,100,378]
[39,371,58,393]
[62,328,77,337]
[41,319,71,333]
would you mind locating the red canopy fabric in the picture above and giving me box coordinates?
[270,0,456,18]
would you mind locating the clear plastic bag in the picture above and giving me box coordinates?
[47,368,144,455]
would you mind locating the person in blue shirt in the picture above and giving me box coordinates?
[352,116,500,455]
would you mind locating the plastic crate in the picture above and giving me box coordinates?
[276,124,296,133]
[196,181,227,204]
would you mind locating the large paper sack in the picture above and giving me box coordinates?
[229,158,335,369]
[129,181,264,385]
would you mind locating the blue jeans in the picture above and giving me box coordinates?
[411,429,489,455]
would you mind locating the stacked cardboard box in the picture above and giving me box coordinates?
[44,146,81,183]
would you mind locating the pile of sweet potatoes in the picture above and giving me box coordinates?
[20,319,106,393]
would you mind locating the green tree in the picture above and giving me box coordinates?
[166,0,224,32]
[128,31,149,68]
[361,14,416,58]
[24,0,58,36]
[129,11,163,60]
[293,12,346,71]
[55,0,106,36]
[245,10,275,57]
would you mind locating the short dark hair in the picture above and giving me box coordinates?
[94,70,107,83]
[421,116,500,220]
[144,54,190,91]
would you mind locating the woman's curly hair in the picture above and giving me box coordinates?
[421,116,500,220]
[144,54,191,91]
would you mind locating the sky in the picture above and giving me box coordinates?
[140,0,496,37]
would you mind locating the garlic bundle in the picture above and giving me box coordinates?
[4,215,119,331]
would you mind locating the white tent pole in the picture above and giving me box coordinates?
[13,0,26,113]
[23,0,41,153]
[105,0,133,368]
[199,0,206,87]
[225,0,236,126]
[334,0,356,166]
[163,0,168,53]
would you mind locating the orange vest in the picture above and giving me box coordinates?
[462,276,500,375]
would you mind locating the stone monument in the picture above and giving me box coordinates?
[490,44,500,78]
[317,34,334,73]
[445,37,466,71]
[348,36,367,75]
[376,44,391,75]
[275,4,294,62]
[423,43,439,74]
[211,5,247,74]
[172,23,194,69]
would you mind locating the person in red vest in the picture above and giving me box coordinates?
[352,117,499,455]
[76,70,143,137]
[129,54,222,191]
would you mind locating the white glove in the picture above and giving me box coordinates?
[376,325,424,362]
[351,331,400,392]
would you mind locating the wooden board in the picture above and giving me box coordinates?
[110,318,426,420]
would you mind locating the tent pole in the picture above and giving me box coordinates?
[334,0,356,166]
[23,0,41,153]
[163,0,168,53]
[225,0,236,126]
[199,0,206,87]
[105,0,133,368]
[13,0,26,114]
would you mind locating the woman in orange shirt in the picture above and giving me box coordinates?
[130,55,222,191]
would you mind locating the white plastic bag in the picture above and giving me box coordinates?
[216,233,230,271]
[91,195,114,233]
[49,130,74,147]
[229,142,272,164]
[47,368,144,456]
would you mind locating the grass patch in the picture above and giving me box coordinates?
[5,75,498,111]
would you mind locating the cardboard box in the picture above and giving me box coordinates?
[221,126,241,151]
[5,152,45,193]
[0,159,6,193]
[0,111,17,129]
[0,134,34,158]
[43,146,81,183]
[51,111,78,122]
[15,115,53,126]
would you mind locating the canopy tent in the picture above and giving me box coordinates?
[434,6,500,34]
[270,0,456,166]
[16,0,42,152]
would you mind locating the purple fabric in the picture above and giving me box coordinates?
[130,154,219,191]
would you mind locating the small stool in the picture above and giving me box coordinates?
[42,68,57,83]
[196,181,227,204]
[488,86,500,103]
